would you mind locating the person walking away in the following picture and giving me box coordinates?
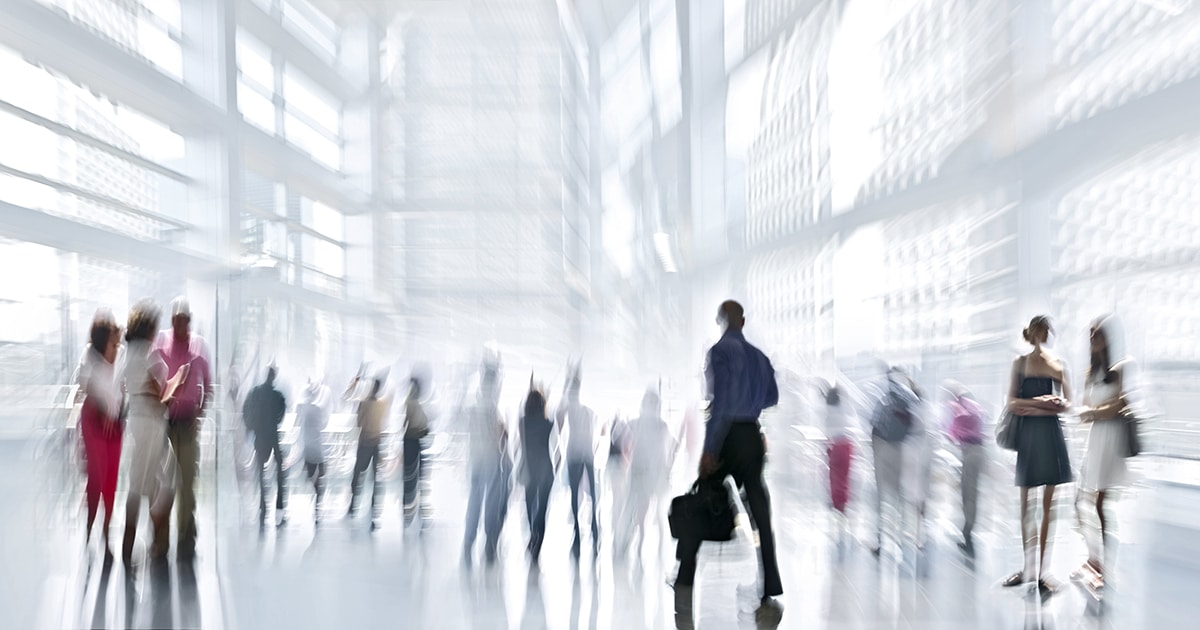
[1073,315,1134,594]
[555,364,599,557]
[348,376,390,531]
[674,300,783,605]
[519,385,554,563]
[462,357,507,565]
[868,367,918,554]
[822,384,854,535]
[244,366,288,527]
[153,297,212,560]
[297,379,330,524]
[1002,315,1073,596]
[945,382,986,557]
[121,299,185,563]
[623,388,673,559]
[79,309,124,558]
[403,371,432,530]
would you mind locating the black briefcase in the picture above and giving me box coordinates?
[668,477,735,542]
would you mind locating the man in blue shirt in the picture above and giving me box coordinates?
[674,300,783,602]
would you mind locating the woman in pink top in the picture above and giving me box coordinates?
[945,381,986,557]
[79,309,124,556]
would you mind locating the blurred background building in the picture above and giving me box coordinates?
[1,0,1198,442]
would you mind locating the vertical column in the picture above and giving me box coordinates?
[341,11,387,360]
[1009,1,1056,320]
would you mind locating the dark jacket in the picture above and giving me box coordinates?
[244,382,286,442]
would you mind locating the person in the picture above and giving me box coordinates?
[462,356,508,565]
[902,378,934,549]
[347,375,390,531]
[1072,315,1133,593]
[945,381,986,557]
[555,364,599,557]
[622,388,674,558]
[297,378,331,524]
[120,299,183,564]
[822,383,854,519]
[674,300,782,604]
[868,367,918,554]
[244,366,288,527]
[1002,315,1073,595]
[79,308,124,557]
[153,297,212,559]
[402,369,431,530]
[519,383,554,563]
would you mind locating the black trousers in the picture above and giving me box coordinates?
[350,437,383,517]
[675,423,782,597]
[255,436,286,518]
[524,467,553,559]
[403,436,428,524]
[566,459,598,547]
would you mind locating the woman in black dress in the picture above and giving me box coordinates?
[1003,315,1074,594]
[519,385,555,562]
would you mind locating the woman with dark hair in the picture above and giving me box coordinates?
[120,299,182,563]
[1072,315,1133,593]
[519,384,554,562]
[79,308,124,556]
[1003,315,1073,595]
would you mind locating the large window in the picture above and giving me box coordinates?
[38,0,183,79]
[236,32,343,169]
[0,43,187,241]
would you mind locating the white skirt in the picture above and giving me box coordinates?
[1080,419,1128,492]
[126,405,169,497]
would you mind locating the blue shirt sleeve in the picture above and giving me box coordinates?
[703,344,732,458]
[763,355,779,409]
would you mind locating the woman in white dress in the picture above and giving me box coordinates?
[1073,314,1132,592]
[120,299,184,564]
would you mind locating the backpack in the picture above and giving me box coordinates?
[872,386,914,443]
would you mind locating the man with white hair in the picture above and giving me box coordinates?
[153,297,212,560]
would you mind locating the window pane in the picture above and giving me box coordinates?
[239,82,276,133]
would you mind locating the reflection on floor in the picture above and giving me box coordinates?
[10,433,1200,629]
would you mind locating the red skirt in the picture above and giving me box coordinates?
[828,437,854,513]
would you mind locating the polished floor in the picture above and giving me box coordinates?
[9,432,1200,629]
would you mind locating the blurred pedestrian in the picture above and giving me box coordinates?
[945,381,986,557]
[1072,315,1134,593]
[463,356,507,565]
[674,300,782,604]
[403,368,431,530]
[519,382,554,563]
[622,388,674,558]
[555,363,599,557]
[297,378,331,524]
[244,366,288,527]
[822,383,854,519]
[79,308,124,557]
[348,375,390,531]
[120,299,182,563]
[1002,315,1073,596]
[902,379,934,549]
[868,367,918,554]
[153,297,212,560]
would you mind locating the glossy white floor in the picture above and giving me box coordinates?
[11,433,1200,629]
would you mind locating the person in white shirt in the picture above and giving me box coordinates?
[555,364,599,557]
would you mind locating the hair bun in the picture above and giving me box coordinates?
[1022,327,1031,343]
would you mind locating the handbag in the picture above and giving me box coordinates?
[996,356,1026,450]
[668,477,735,542]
